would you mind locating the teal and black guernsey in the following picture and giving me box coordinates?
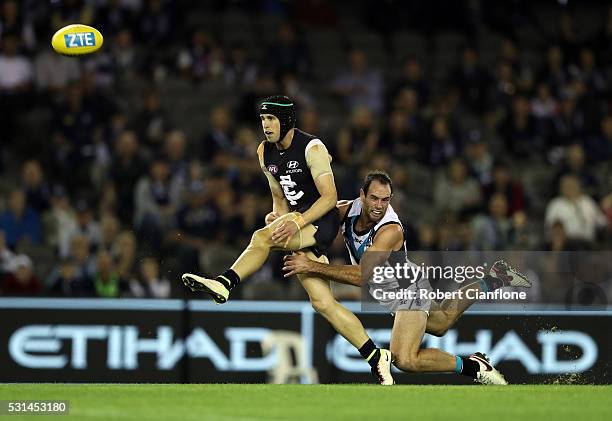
[262,129,340,255]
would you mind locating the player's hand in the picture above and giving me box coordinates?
[271,220,299,247]
[265,212,279,225]
[282,252,315,277]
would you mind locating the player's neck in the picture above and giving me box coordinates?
[275,128,295,150]
[355,215,375,232]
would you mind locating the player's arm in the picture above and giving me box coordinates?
[282,223,404,286]
[299,142,338,226]
[258,142,289,222]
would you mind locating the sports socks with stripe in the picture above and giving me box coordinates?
[455,355,480,378]
[216,269,240,291]
[358,339,381,368]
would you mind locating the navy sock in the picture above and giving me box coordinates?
[358,339,380,368]
[456,356,479,378]
[217,269,240,291]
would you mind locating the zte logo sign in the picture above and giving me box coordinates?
[8,325,277,371]
[64,32,95,48]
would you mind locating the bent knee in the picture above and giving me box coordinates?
[426,316,451,337]
[392,352,422,373]
[427,325,449,337]
[251,227,272,247]
[310,297,336,316]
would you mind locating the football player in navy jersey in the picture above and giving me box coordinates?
[182,96,394,384]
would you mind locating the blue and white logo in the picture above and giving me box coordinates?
[64,32,96,48]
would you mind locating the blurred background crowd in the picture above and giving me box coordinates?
[0,0,611,300]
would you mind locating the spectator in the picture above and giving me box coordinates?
[224,43,258,88]
[0,230,15,276]
[112,231,137,281]
[482,161,526,216]
[99,213,120,252]
[164,130,188,182]
[108,130,147,225]
[21,160,51,212]
[138,0,175,49]
[471,193,524,250]
[0,189,42,248]
[264,22,311,79]
[1,254,42,296]
[67,235,94,278]
[177,28,224,82]
[0,0,35,51]
[47,185,78,257]
[131,89,172,152]
[332,48,383,114]
[47,257,92,297]
[464,134,494,185]
[586,114,612,163]
[95,0,134,38]
[379,109,419,161]
[200,106,237,164]
[545,175,607,244]
[65,199,102,252]
[170,181,220,273]
[50,0,94,30]
[490,60,517,112]
[134,158,180,248]
[129,257,170,298]
[500,95,541,158]
[388,56,429,110]
[537,46,568,97]
[550,93,586,147]
[34,48,80,95]
[0,32,32,142]
[553,143,598,197]
[424,117,460,167]
[110,28,144,82]
[530,82,558,136]
[335,106,380,168]
[434,158,482,216]
[91,249,128,298]
[450,46,490,114]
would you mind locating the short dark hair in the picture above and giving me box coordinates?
[361,170,393,196]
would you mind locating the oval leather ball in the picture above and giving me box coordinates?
[51,24,103,56]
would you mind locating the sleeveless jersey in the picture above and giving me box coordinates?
[263,128,325,213]
[342,198,421,288]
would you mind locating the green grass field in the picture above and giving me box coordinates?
[1,384,610,421]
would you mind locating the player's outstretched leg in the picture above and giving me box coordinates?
[182,212,315,303]
[298,253,394,385]
[391,310,508,385]
[426,259,532,336]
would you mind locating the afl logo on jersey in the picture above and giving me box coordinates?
[268,164,278,174]
[287,161,299,169]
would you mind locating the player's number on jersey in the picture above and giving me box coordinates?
[279,175,304,206]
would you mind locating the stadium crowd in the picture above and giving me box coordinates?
[0,0,611,300]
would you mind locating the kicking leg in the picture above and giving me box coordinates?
[426,260,532,336]
[298,252,393,385]
[181,212,315,303]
